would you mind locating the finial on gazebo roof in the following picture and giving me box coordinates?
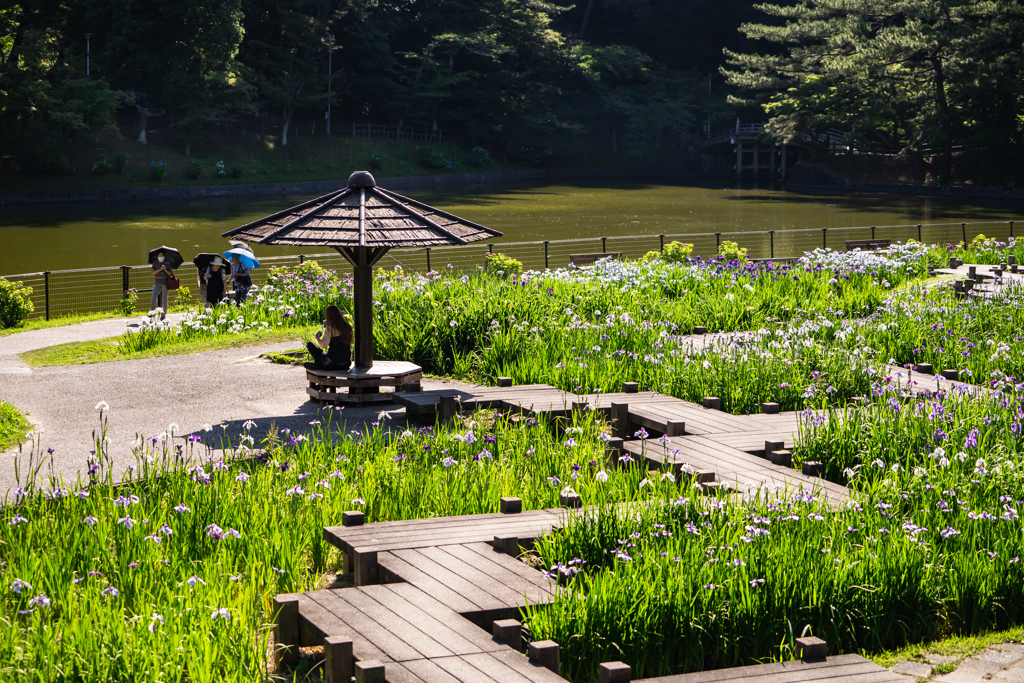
[348,171,376,188]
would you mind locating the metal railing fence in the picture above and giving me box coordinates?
[2,220,1017,321]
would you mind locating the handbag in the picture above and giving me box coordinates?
[166,274,180,291]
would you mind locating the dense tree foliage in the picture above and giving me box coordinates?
[1,0,1021,176]
[723,0,1024,182]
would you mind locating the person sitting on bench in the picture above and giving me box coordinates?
[307,305,353,370]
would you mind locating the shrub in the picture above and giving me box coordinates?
[92,155,113,175]
[186,158,203,179]
[484,251,523,278]
[150,160,167,181]
[417,145,455,170]
[662,241,695,263]
[214,161,226,178]
[0,278,34,328]
[113,151,130,174]
[368,152,386,170]
[230,163,244,178]
[468,146,490,167]
[119,288,139,316]
[267,261,339,290]
[718,240,748,263]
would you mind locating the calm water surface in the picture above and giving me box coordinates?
[1,178,1021,275]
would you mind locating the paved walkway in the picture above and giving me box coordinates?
[890,643,1024,682]
[0,318,473,495]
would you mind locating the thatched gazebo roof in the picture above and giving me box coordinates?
[225,171,501,248]
[222,171,502,370]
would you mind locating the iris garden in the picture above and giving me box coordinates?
[2,239,1023,681]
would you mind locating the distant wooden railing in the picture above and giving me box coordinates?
[351,123,463,144]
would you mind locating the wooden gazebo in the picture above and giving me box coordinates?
[222,171,502,401]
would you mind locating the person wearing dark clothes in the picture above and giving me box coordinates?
[203,257,229,307]
[307,305,352,370]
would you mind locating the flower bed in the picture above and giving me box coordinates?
[527,384,1024,681]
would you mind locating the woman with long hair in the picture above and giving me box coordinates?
[307,305,352,370]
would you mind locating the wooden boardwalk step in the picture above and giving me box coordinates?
[634,653,906,683]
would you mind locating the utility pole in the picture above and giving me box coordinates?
[85,33,92,75]
[326,34,334,136]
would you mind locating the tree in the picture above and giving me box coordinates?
[722,0,1024,181]
[87,0,247,150]
[242,0,337,146]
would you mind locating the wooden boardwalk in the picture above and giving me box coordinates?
[270,384,888,681]
[634,654,907,683]
[278,500,906,683]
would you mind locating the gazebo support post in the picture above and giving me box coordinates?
[337,245,390,370]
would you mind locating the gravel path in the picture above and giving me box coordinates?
[0,321,474,495]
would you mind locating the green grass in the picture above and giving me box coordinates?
[0,133,526,194]
[866,626,1024,669]
[0,408,648,682]
[261,349,310,365]
[0,400,31,452]
[0,311,121,338]
[19,326,314,367]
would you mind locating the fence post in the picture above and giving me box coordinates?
[601,236,607,253]
[425,247,431,273]
[121,265,130,298]
[1010,221,1014,238]
[544,241,549,269]
[769,230,775,259]
[488,243,493,255]
[299,254,305,264]
[871,226,876,240]
[822,228,827,249]
[659,234,665,252]
[961,222,967,246]
[44,271,50,321]
[917,224,922,242]
[715,232,721,251]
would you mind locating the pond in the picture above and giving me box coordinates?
[1,177,1021,276]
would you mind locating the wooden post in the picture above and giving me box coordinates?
[529,641,560,673]
[499,497,522,514]
[735,140,743,177]
[273,595,300,668]
[599,662,632,683]
[780,145,787,179]
[439,395,458,422]
[753,142,759,175]
[610,403,628,439]
[353,549,378,586]
[494,535,519,555]
[493,619,523,652]
[337,243,390,371]
[355,660,386,683]
[796,636,826,660]
[325,636,354,683]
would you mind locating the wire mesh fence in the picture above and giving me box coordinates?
[2,220,1017,321]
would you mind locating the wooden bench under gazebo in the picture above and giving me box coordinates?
[306,362,423,405]
[223,171,502,406]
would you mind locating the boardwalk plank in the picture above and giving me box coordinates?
[413,546,529,607]
[399,658,465,683]
[434,544,554,606]
[359,584,483,656]
[301,591,392,662]
[633,655,894,683]
[456,653,538,683]
[384,584,506,653]
[337,588,456,660]
[488,649,571,682]
[391,549,510,613]
[377,553,485,615]
[457,542,556,595]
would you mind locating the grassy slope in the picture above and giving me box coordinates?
[0,127,529,193]
[0,400,31,452]
[20,325,315,367]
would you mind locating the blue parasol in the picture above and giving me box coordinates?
[223,248,260,269]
